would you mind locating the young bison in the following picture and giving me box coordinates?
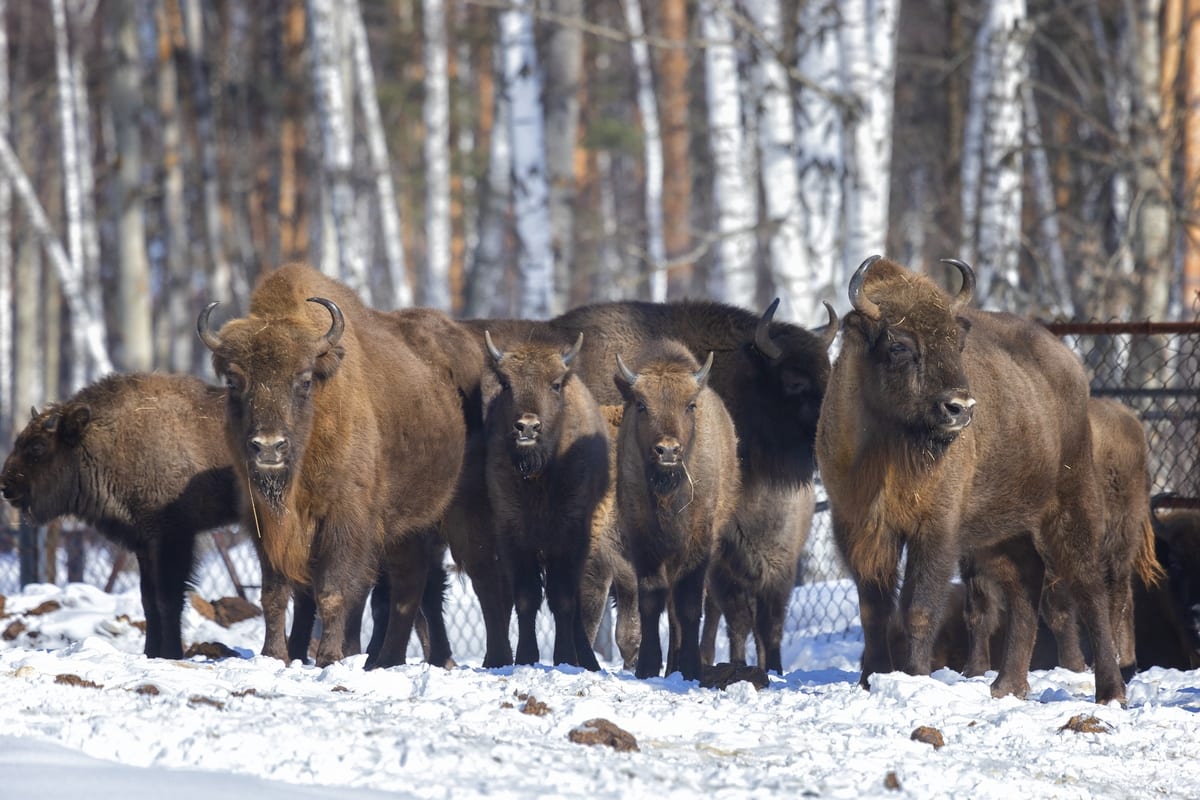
[0,373,237,659]
[482,330,609,669]
[615,340,741,681]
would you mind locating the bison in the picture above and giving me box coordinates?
[481,330,609,669]
[817,255,1126,704]
[615,340,740,680]
[0,373,237,659]
[1145,505,1200,669]
[198,263,466,668]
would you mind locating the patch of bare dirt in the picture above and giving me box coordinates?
[911,726,945,748]
[568,719,639,752]
[183,641,241,660]
[188,695,225,710]
[518,693,551,716]
[134,684,160,696]
[700,663,770,690]
[1059,714,1112,734]
[54,673,103,689]
[2,620,26,641]
[884,771,902,790]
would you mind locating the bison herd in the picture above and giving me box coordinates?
[3,257,1199,706]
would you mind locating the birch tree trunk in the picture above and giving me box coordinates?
[308,0,369,303]
[0,135,112,375]
[69,1,102,352]
[0,0,10,442]
[624,0,666,301]
[422,0,452,310]
[1022,83,1072,317]
[182,0,244,306]
[745,0,808,321]
[658,0,692,297]
[701,0,756,306]
[348,0,410,309]
[466,46,513,318]
[544,0,582,310]
[111,0,153,372]
[961,0,1027,307]
[501,1,555,319]
[158,0,192,372]
[840,0,898,286]
[795,0,843,307]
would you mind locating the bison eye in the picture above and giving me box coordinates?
[887,340,913,364]
[225,374,244,393]
[295,376,313,394]
[686,401,697,414]
[550,381,563,394]
[636,400,647,414]
[26,441,46,461]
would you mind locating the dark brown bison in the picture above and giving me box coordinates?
[701,482,814,674]
[198,263,465,668]
[1145,506,1200,669]
[482,330,609,669]
[0,373,237,659]
[615,340,740,680]
[579,404,640,670]
[817,255,1125,704]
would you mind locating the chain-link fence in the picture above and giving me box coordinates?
[2,320,1197,662]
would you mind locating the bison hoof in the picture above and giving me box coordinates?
[989,675,1030,700]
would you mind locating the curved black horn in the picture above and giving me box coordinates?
[197,301,223,351]
[848,255,883,321]
[755,298,783,360]
[818,301,839,348]
[28,406,38,421]
[306,297,345,347]
[562,332,584,367]
[694,351,715,385]
[483,331,503,363]
[615,354,638,387]
[939,258,976,310]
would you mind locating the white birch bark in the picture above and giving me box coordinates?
[348,0,410,309]
[158,0,191,372]
[111,0,152,372]
[0,135,112,375]
[308,0,369,303]
[795,0,843,306]
[1022,83,1072,317]
[422,0,452,310]
[840,0,898,286]
[701,0,756,306]
[1088,1,1135,280]
[962,0,1027,306]
[501,1,555,319]
[454,0,478,289]
[466,48,513,318]
[745,0,808,322]
[0,0,9,440]
[623,0,666,301]
[69,3,102,344]
[544,0,582,311]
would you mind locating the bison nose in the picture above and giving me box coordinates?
[654,438,682,465]
[513,415,541,441]
[250,434,289,465]
[938,392,976,430]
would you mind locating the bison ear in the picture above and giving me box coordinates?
[313,345,346,380]
[59,404,92,446]
[955,316,972,352]
[844,310,884,349]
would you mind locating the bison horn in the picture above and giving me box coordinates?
[940,258,976,310]
[818,301,838,349]
[848,255,884,321]
[197,302,223,351]
[562,332,584,367]
[755,298,783,360]
[615,354,638,387]
[694,351,714,385]
[29,406,38,421]
[306,297,345,347]
[484,330,504,363]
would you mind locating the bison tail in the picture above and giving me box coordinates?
[1134,515,1166,588]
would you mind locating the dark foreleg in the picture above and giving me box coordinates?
[635,565,669,679]
[509,547,544,666]
[134,547,163,658]
[671,561,708,682]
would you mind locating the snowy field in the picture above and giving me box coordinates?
[0,577,1198,800]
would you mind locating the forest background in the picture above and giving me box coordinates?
[0,0,1195,447]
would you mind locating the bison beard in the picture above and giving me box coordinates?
[648,464,684,495]
[249,466,291,510]
[510,444,549,480]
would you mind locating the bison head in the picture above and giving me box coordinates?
[483,330,583,479]
[198,297,346,508]
[0,403,93,521]
[843,255,975,450]
[615,341,713,495]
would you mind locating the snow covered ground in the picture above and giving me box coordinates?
[0,579,1197,799]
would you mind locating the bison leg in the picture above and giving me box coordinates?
[153,529,196,660]
[365,571,389,662]
[369,535,430,669]
[610,558,641,671]
[983,545,1043,700]
[510,548,544,666]
[1039,575,1087,672]
[419,546,454,668]
[700,589,720,668]
[897,537,957,677]
[754,583,788,675]
[708,567,753,666]
[289,587,317,662]
[134,548,164,659]
[545,555,599,670]
[961,571,1002,676]
[635,565,669,679]
[670,561,708,682]
[854,578,898,689]
[474,568,515,668]
[579,555,613,656]
[258,556,292,662]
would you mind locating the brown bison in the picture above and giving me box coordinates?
[482,330,609,669]
[817,255,1125,704]
[701,482,814,674]
[615,340,740,680]
[0,373,237,659]
[1145,505,1200,669]
[579,404,641,670]
[198,263,466,668]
